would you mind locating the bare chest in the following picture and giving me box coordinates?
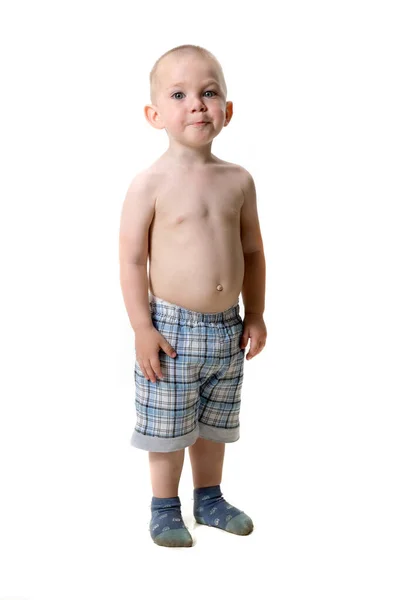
[154,173,244,227]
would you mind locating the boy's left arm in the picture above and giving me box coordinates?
[239,171,267,361]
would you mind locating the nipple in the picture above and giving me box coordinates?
[216,284,223,291]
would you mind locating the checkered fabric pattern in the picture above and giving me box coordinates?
[131,294,245,452]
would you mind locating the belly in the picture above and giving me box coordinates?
[148,228,245,313]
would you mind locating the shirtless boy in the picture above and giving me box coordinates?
[119,44,267,547]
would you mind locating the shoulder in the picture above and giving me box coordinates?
[124,165,165,207]
[215,160,254,187]
[218,161,255,186]
[126,165,160,194]
[225,164,256,202]
[121,168,160,224]
[234,165,256,190]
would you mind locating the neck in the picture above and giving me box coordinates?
[163,139,215,167]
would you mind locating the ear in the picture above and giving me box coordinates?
[144,104,165,130]
[224,101,233,126]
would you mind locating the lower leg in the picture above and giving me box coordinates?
[188,437,225,488]
[148,449,192,547]
[148,448,185,497]
[189,437,253,536]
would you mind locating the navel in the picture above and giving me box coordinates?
[216,284,223,291]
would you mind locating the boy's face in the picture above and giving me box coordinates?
[146,54,232,146]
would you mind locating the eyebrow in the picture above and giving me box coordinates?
[167,79,220,90]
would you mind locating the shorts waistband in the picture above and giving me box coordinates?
[148,293,241,325]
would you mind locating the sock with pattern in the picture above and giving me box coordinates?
[150,496,193,547]
[193,485,253,535]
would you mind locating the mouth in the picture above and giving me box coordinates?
[192,121,210,126]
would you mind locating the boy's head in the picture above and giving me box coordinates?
[144,45,233,148]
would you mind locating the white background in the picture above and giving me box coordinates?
[1,1,397,599]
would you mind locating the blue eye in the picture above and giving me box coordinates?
[171,90,217,99]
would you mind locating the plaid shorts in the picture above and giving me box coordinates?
[131,293,245,452]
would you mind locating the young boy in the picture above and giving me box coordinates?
[119,44,267,547]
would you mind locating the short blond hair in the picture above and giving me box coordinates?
[149,44,228,105]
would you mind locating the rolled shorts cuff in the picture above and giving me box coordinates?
[131,423,240,452]
[199,422,240,443]
[131,426,199,452]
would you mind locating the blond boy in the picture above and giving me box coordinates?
[119,44,267,547]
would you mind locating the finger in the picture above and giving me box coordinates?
[247,341,265,359]
[247,345,259,360]
[150,357,164,381]
[137,360,150,380]
[143,360,157,383]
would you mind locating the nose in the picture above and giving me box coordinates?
[189,95,207,112]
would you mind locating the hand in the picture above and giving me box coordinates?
[240,313,267,360]
[135,325,177,382]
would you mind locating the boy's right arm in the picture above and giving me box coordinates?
[119,172,155,332]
